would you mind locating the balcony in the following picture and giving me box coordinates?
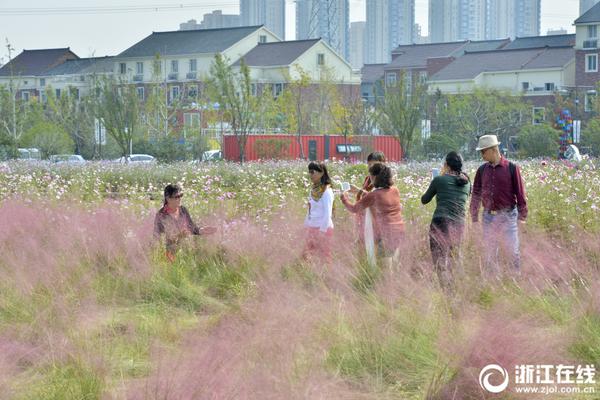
[186,72,197,80]
[583,39,598,49]
[168,73,179,81]
[132,75,143,82]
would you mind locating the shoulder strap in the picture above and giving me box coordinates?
[508,161,517,194]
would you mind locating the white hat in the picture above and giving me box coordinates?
[476,135,501,151]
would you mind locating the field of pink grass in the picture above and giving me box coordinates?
[0,160,599,399]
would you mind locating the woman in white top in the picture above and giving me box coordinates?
[303,161,334,261]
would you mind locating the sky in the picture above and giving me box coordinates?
[0,0,582,62]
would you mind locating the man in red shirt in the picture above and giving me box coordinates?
[470,135,528,273]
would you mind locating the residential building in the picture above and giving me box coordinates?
[514,0,540,38]
[365,0,414,64]
[383,39,508,91]
[349,21,365,69]
[41,57,114,100]
[574,2,600,114]
[296,0,349,59]
[360,63,385,105]
[547,28,569,36]
[429,0,486,42]
[180,10,242,30]
[581,0,600,16]
[240,0,285,40]
[0,48,79,101]
[428,47,575,105]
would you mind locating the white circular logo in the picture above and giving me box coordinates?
[479,364,510,393]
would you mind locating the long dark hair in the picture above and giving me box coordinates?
[163,183,182,205]
[308,162,331,185]
[367,151,386,163]
[368,163,393,189]
[445,151,469,187]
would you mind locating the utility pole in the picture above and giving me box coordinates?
[6,39,17,142]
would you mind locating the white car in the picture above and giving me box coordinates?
[201,150,223,162]
[115,154,156,164]
[50,154,86,164]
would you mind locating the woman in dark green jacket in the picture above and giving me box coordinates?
[421,151,471,292]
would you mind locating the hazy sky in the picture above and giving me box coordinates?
[0,0,581,62]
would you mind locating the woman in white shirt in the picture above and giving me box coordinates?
[303,161,334,261]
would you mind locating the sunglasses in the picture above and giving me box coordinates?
[170,193,184,199]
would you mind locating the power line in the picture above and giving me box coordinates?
[0,3,238,16]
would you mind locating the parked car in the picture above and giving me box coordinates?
[201,150,223,162]
[18,148,41,161]
[114,154,156,164]
[49,154,86,164]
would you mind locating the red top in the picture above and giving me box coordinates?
[470,157,528,222]
[342,187,405,245]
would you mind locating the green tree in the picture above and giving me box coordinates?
[277,65,312,159]
[92,77,140,159]
[44,86,95,158]
[207,53,266,162]
[582,118,600,156]
[434,88,530,157]
[517,124,559,158]
[20,121,74,158]
[378,71,427,159]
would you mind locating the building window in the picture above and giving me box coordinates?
[272,83,283,97]
[136,62,144,75]
[171,60,178,73]
[153,60,161,75]
[522,82,530,91]
[187,85,198,98]
[585,92,596,112]
[184,113,200,128]
[545,83,555,91]
[137,87,145,100]
[40,78,46,87]
[22,91,30,102]
[120,63,127,74]
[70,87,80,100]
[171,86,180,101]
[419,71,427,83]
[532,107,545,125]
[386,73,397,86]
[250,83,257,96]
[189,59,197,72]
[588,25,597,39]
[55,89,61,98]
[586,54,598,72]
[259,35,267,43]
[317,53,325,65]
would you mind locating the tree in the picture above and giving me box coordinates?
[92,77,140,159]
[582,118,600,156]
[517,124,559,158]
[378,71,427,159]
[277,65,312,159]
[207,53,265,163]
[433,88,530,157]
[44,86,95,158]
[20,121,74,158]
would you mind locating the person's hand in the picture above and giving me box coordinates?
[349,184,361,194]
[200,226,217,235]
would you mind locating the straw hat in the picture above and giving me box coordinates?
[476,135,500,151]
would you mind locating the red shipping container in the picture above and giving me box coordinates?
[223,134,402,162]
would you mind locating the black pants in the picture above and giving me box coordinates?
[429,217,463,291]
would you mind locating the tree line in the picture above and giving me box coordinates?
[2,53,599,162]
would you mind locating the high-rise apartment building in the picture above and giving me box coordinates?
[486,0,540,39]
[349,21,365,68]
[365,0,415,63]
[240,0,286,39]
[296,0,349,59]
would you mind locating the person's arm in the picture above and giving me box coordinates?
[513,165,528,221]
[182,207,201,235]
[319,189,334,233]
[153,212,164,240]
[470,167,483,222]
[341,190,375,214]
[421,178,437,205]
